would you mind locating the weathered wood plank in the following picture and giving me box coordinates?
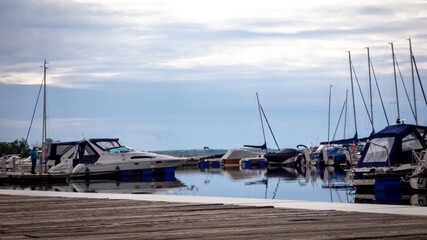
[1,194,427,240]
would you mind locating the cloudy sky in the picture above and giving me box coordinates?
[1,0,426,151]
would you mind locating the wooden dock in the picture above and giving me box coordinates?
[1,194,427,239]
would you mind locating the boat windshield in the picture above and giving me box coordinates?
[94,140,132,153]
[108,146,132,153]
[362,137,395,163]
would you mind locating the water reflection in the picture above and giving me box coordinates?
[2,165,427,206]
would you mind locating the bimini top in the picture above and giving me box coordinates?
[356,124,427,168]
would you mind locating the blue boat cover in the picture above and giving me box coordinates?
[356,124,427,168]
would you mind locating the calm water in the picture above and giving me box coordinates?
[3,165,427,206]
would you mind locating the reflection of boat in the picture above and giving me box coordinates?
[69,179,187,194]
[221,168,266,181]
[352,192,427,206]
[265,166,300,180]
[352,124,427,190]
[48,138,187,177]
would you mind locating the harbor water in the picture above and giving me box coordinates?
[2,165,426,207]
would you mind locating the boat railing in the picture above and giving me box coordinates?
[412,149,427,166]
[411,150,427,177]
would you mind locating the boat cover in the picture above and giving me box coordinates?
[47,141,78,165]
[264,148,299,163]
[356,124,427,168]
[221,149,260,160]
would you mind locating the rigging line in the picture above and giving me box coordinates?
[351,64,373,127]
[332,98,347,142]
[394,55,416,121]
[370,61,390,126]
[256,93,267,149]
[55,87,78,139]
[24,77,44,152]
[259,105,280,151]
[412,56,427,107]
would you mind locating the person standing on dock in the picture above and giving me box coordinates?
[29,146,38,174]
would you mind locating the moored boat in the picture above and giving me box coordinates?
[47,138,187,177]
[351,124,427,191]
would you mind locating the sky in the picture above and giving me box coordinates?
[1,0,427,151]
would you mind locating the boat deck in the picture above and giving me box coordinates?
[1,190,427,239]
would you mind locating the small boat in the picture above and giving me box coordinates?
[47,138,187,177]
[264,148,301,167]
[221,149,261,167]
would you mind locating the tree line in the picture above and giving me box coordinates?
[0,138,30,157]
[0,138,55,157]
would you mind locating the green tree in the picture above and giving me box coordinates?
[0,138,30,157]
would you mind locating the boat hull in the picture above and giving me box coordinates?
[71,158,186,178]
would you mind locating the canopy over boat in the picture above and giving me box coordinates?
[355,124,427,168]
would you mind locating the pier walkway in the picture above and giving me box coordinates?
[1,190,427,239]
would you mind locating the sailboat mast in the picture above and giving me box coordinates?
[256,93,267,151]
[348,51,357,134]
[409,38,418,125]
[344,89,348,139]
[42,60,48,174]
[328,85,333,145]
[42,60,47,145]
[390,42,400,124]
[367,47,374,132]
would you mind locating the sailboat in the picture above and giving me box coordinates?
[352,41,427,191]
[242,93,304,167]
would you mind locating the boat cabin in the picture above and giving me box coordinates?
[355,124,427,168]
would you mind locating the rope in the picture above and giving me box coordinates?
[23,77,44,155]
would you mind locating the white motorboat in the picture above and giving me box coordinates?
[47,138,187,177]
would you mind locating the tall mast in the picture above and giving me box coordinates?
[348,51,357,135]
[344,89,348,139]
[328,85,333,145]
[42,60,48,174]
[42,60,47,146]
[409,38,418,125]
[390,42,400,124]
[256,93,267,151]
[367,47,374,132]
